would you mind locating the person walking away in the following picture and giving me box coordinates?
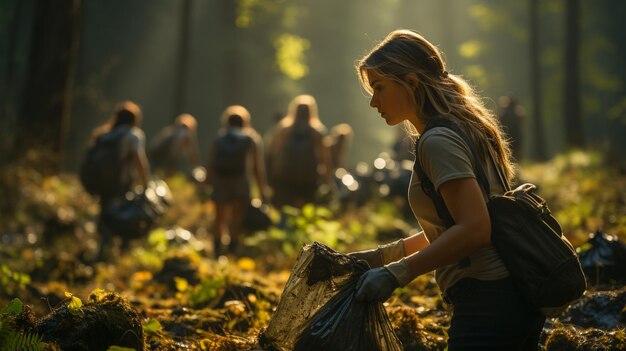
[348,30,545,350]
[88,101,151,262]
[267,94,332,210]
[324,123,354,210]
[148,113,201,178]
[497,95,525,162]
[325,123,353,173]
[205,105,268,257]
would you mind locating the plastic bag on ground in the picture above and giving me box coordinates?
[578,229,626,285]
[258,242,402,351]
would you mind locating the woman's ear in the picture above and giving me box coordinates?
[404,73,419,89]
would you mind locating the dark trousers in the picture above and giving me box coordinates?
[445,277,545,351]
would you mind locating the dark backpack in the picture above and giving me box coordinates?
[148,127,177,170]
[275,128,319,186]
[213,128,252,177]
[414,117,587,317]
[80,129,126,197]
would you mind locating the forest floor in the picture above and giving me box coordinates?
[0,149,625,350]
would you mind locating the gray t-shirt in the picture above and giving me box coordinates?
[117,125,145,188]
[408,126,509,293]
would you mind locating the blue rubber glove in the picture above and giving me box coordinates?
[354,258,413,302]
[355,267,399,302]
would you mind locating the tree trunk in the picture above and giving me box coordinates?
[564,0,585,148]
[17,0,81,172]
[529,0,547,160]
[0,0,22,167]
[173,0,192,117]
[218,0,242,106]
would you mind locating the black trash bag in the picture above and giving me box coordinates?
[578,229,626,285]
[258,242,402,351]
[243,201,272,232]
[104,179,171,239]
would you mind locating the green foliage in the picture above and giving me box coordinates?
[0,298,23,316]
[186,276,227,308]
[274,33,310,80]
[458,40,486,59]
[235,0,286,28]
[520,150,626,244]
[142,318,163,335]
[0,330,45,351]
[130,228,171,271]
[0,264,31,297]
[249,203,349,257]
[0,299,46,351]
[245,198,416,260]
[0,157,96,235]
[64,292,84,317]
[88,288,108,303]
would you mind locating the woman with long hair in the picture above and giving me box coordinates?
[206,105,268,257]
[349,30,544,350]
[267,94,332,209]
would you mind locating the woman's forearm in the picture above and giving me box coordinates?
[404,222,490,278]
[402,231,429,255]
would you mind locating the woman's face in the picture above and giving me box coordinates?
[366,70,417,126]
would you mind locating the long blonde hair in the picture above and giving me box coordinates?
[280,94,327,134]
[357,29,515,183]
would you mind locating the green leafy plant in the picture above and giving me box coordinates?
[142,318,163,335]
[0,331,45,351]
[0,298,46,351]
[184,275,227,308]
[64,292,84,317]
[246,203,351,258]
[0,298,23,316]
[0,264,31,297]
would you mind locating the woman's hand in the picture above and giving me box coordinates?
[355,258,412,302]
[355,267,399,302]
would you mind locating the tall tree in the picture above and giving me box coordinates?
[0,0,22,167]
[564,0,584,148]
[529,0,547,160]
[16,0,81,171]
[173,0,192,117]
[218,0,242,106]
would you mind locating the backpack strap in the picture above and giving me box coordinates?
[413,117,492,269]
[413,117,492,227]
[486,143,512,192]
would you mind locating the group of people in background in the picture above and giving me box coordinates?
[85,94,353,260]
[85,89,522,263]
